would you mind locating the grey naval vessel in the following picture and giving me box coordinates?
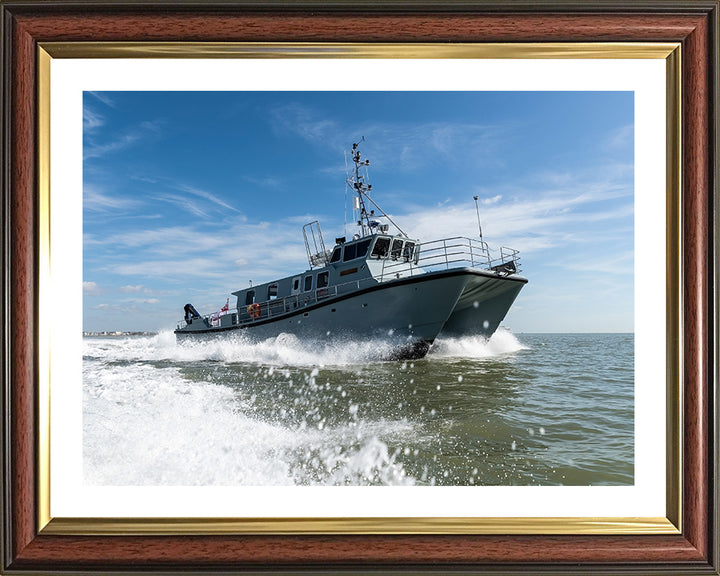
[175,142,528,359]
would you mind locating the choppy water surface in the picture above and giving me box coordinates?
[83,331,633,486]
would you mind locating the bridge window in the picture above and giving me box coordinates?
[304,275,313,292]
[371,236,390,258]
[391,239,403,260]
[356,238,371,258]
[343,243,357,262]
[245,290,255,305]
[330,246,342,263]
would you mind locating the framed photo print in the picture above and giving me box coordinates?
[1,1,717,574]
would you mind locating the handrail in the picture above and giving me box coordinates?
[378,236,521,281]
[178,276,380,328]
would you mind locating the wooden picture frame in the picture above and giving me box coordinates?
[1,1,717,573]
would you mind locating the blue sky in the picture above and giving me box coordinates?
[83,91,634,333]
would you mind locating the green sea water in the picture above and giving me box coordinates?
[83,331,633,486]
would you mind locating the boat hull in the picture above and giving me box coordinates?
[176,269,527,358]
[175,271,470,359]
[439,269,527,339]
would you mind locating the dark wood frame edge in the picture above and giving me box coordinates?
[1,2,717,574]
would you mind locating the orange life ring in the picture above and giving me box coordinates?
[247,303,261,319]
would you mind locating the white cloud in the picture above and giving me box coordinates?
[119,285,144,293]
[83,281,101,295]
[122,297,160,305]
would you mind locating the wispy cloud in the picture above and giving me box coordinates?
[242,175,284,189]
[84,120,163,160]
[83,92,116,132]
[84,186,144,213]
[151,194,212,219]
[382,173,634,263]
[173,184,242,214]
[270,103,511,173]
[83,107,105,132]
[84,133,142,161]
[95,218,311,294]
[87,91,116,108]
[100,227,229,254]
[271,103,342,148]
[561,251,634,276]
[606,124,634,150]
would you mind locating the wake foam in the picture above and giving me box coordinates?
[84,327,527,367]
[429,327,528,359]
[86,331,411,367]
[83,358,415,486]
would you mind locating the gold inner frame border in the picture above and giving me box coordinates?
[36,41,682,536]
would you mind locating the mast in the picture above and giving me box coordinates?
[473,195,484,242]
[346,140,407,238]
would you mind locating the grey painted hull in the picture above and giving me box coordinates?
[176,271,469,358]
[439,269,527,339]
[176,269,527,358]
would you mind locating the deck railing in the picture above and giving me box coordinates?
[177,276,378,330]
[378,237,521,282]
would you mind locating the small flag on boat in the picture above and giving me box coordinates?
[211,299,230,324]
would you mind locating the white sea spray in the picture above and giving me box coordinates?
[83,334,419,486]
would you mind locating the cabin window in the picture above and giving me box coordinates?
[317,272,329,288]
[403,242,416,262]
[330,246,342,263]
[268,284,278,300]
[304,275,313,292]
[293,278,300,291]
[245,290,255,305]
[356,238,372,258]
[371,237,390,258]
[391,239,404,260]
[343,243,357,262]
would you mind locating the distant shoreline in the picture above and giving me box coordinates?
[83,331,157,337]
